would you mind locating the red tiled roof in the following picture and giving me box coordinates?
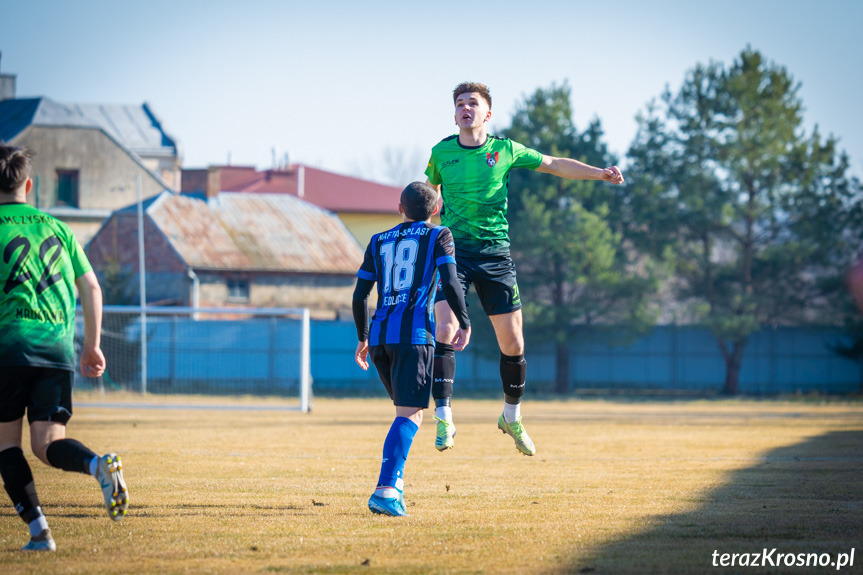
[298,166,401,214]
[217,166,262,191]
[183,164,403,214]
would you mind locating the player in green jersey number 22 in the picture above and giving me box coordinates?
[425,82,624,456]
[0,145,129,552]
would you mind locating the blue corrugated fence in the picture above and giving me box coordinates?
[101,317,862,395]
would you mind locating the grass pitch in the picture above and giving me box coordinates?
[0,395,861,574]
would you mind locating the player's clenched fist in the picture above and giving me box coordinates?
[602,166,624,185]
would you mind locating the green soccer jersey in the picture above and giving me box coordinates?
[0,203,93,370]
[425,134,543,255]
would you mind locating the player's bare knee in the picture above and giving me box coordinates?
[435,313,459,341]
[29,422,65,466]
[436,323,458,342]
[496,330,524,355]
[499,339,524,356]
[490,311,524,356]
[30,440,51,466]
[434,302,459,339]
[396,406,423,427]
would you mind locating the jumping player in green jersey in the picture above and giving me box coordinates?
[425,82,624,456]
[0,144,129,552]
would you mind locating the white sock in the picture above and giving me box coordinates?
[374,486,400,499]
[88,456,99,477]
[374,477,404,499]
[503,402,521,423]
[435,406,453,421]
[28,511,48,537]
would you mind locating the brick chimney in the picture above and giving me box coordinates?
[0,52,16,101]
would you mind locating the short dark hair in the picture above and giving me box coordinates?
[453,81,492,109]
[0,143,33,194]
[400,181,438,221]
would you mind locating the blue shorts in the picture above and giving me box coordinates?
[370,344,434,408]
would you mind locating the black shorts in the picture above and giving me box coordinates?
[0,366,74,424]
[370,344,434,408]
[435,252,522,316]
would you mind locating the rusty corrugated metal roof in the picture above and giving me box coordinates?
[147,191,363,274]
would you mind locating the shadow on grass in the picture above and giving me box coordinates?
[1,501,309,522]
[561,430,863,574]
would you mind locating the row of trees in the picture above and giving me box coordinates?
[503,48,863,394]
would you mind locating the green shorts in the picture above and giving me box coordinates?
[0,366,74,424]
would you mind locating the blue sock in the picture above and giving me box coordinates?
[376,417,419,491]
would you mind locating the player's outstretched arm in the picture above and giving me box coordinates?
[535,155,624,184]
[75,271,106,378]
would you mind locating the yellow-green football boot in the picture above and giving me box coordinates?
[497,414,536,456]
[434,416,456,451]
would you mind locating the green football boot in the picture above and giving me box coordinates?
[497,414,536,456]
[434,416,456,451]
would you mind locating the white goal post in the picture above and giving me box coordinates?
[77,305,312,412]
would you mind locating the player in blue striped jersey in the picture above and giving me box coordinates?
[353,181,470,516]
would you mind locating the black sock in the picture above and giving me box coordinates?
[500,352,526,401]
[45,439,97,475]
[0,447,43,523]
[433,342,455,406]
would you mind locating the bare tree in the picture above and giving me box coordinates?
[382,147,426,187]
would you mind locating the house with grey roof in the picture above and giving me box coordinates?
[0,72,180,244]
[85,191,364,317]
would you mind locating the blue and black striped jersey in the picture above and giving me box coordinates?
[356,221,456,346]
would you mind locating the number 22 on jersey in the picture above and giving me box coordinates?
[3,235,63,295]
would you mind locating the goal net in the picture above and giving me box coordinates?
[75,306,312,412]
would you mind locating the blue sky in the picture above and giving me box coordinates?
[1,0,861,182]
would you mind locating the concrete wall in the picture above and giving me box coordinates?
[140,155,181,192]
[13,126,167,211]
[0,74,14,100]
[195,271,355,316]
[62,218,108,248]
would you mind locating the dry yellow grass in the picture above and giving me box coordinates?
[0,395,861,574]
